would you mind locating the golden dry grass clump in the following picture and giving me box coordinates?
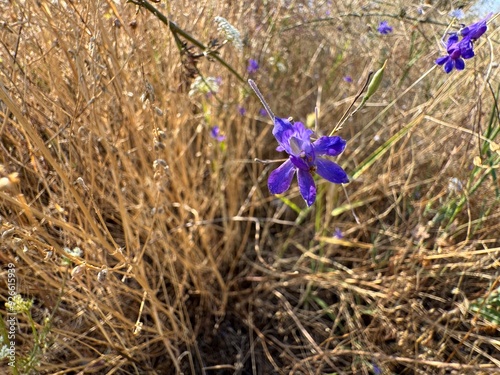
[1,0,500,374]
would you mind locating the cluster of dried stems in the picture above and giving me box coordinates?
[0,0,499,374]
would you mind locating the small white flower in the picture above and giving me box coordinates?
[189,76,221,97]
[64,246,83,257]
[448,177,463,193]
[215,16,243,51]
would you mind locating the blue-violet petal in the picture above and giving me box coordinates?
[268,159,295,194]
[297,169,316,206]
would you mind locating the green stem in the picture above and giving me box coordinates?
[24,310,40,370]
[0,313,20,375]
[129,0,245,83]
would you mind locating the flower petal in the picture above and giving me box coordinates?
[446,33,459,49]
[268,159,295,195]
[289,136,302,155]
[470,24,487,40]
[461,13,491,40]
[313,136,346,156]
[460,39,475,59]
[290,155,310,170]
[455,58,465,70]
[316,158,349,184]
[461,48,474,59]
[435,56,449,66]
[272,117,294,150]
[444,59,454,73]
[297,169,316,206]
[292,122,314,141]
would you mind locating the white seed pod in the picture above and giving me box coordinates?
[75,177,89,191]
[0,172,19,190]
[97,268,108,283]
[133,321,143,336]
[153,159,168,169]
[71,263,86,280]
[448,177,463,193]
[157,129,167,140]
[1,227,15,239]
[154,141,166,150]
[154,107,163,116]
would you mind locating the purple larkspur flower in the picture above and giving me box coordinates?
[333,227,343,239]
[377,21,392,34]
[460,13,492,40]
[435,33,469,73]
[247,59,259,74]
[268,118,348,206]
[436,13,491,73]
[210,126,226,142]
[343,75,352,83]
[259,108,268,117]
[238,106,246,116]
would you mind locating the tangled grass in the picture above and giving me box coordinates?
[1,0,500,374]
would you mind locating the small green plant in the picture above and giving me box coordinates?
[1,294,57,374]
[470,287,500,326]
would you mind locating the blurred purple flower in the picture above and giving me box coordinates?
[210,126,226,142]
[247,59,259,74]
[238,106,246,116]
[449,9,464,19]
[343,75,352,83]
[268,117,349,206]
[333,227,343,239]
[377,21,392,34]
[259,108,268,117]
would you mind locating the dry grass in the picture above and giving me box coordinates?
[1,0,500,374]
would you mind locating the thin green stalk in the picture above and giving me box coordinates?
[445,85,500,226]
[0,316,20,375]
[351,113,424,180]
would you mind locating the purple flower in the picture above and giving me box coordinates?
[333,227,343,239]
[460,13,491,40]
[377,21,392,34]
[343,75,352,83]
[238,106,246,116]
[449,9,464,19]
[210,126,226,142]
[259,108,268,117]
[436,14,491,73]
[268,117,348,206]
[247,59,259,74]
[435,33,469,73]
